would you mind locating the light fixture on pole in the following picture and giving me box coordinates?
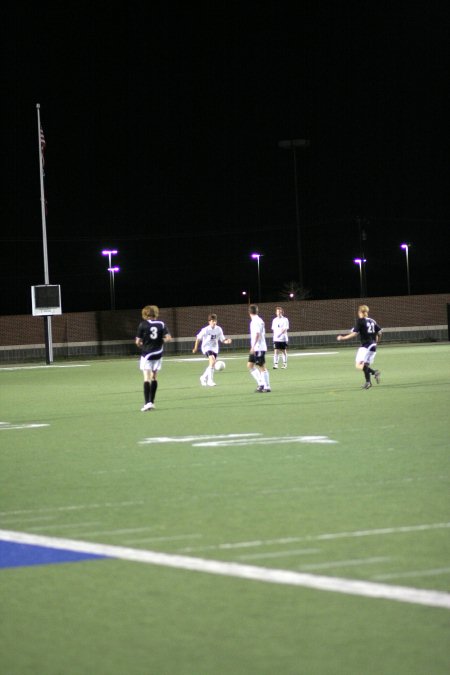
[400,243,411,295]
[353,258,366,298]
[241,290,250,304]
[102,249,118,310]
[278,138,310,290]
[250,253,263,303]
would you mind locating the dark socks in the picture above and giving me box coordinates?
[363,365,371,382]
[150,380,158,403]
[144,381,151,403]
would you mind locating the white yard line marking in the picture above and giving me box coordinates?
[179,522,450,552]
[139,433,337,448]
[0,530,449,610]
[0,422,49,431]
[194,435,337,447]
[373,567,450,581]
[139,433,261,445]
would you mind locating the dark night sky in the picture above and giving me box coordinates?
[3,1,449,315]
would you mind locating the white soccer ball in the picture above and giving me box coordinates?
[215,360,226,371]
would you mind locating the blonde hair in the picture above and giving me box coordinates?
[358,305,369,316]
[142,305,159,320]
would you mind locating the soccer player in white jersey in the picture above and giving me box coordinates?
[271,306,289,368]
[247,304,271,392]
[192,314,232,386]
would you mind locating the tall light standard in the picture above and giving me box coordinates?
[251,253,262,303]
[354,258,366,298]
[102,249,118,310]
[400,243,411,295]
[241,290,250,304]
[278,138,310,290]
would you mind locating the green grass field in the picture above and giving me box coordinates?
[1,343,449,675]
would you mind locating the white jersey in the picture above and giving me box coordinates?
[250,315,267,352]
[271,316,289,342]
[196,325,225,354]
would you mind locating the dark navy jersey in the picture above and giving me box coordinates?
[136,320,169,359]
[352,317,382,347]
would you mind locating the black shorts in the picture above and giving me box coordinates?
[273,341,288,350]
[203,350,218,358]
[248,351,266,367]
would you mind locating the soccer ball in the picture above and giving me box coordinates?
[215,360,226,371]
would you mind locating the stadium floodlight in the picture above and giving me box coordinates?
[400,243,411,295]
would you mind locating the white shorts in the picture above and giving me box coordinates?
[356,346,376,365]
[140,356,162,372]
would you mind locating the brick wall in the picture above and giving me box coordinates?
[1,294,449,350]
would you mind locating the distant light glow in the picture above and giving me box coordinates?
[108,267,120,272]
[102,249,118,256]
[400,243,409,250]
[353,258,366,264]
[251,253,261,260]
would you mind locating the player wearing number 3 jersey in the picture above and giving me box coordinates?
[135,305,171,411]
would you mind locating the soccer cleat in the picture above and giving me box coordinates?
[255,385,265,393]
[281,364,287,369]
[264,387,272,392]
[207,381,216,387]
[273,364,278,369]
[200,376,207,386]
[141,402,154,411]
[361,382,372,390]
[374,370,381,384]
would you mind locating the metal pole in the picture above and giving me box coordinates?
[405,247,411,295]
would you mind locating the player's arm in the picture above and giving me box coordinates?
[135,337,143,348]
[222,337,232,344]
[164,332,172,343]
[336,331,358,342]
[192,337,199,353]
[251,332,261,352]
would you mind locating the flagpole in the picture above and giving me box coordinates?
[36,103,53,364]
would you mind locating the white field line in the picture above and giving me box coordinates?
[372,567,450,581]
[179,522,450,553]
[139,433,261,445]
[194,436,337,447]
[0,364,90,371]
[0,422,49,431]
[139,433,337,447]
[0,529,449,610]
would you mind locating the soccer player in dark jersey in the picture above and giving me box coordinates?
[337,304,382,389]
[135,305,171,411]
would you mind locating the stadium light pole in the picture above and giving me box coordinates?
[251,253,263,303]
[400,243,411,295]
[354,258,366,298]
[107,267,120,310]
[278,138,310,290]
[102,249,118,310]
[241,290,251,304]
